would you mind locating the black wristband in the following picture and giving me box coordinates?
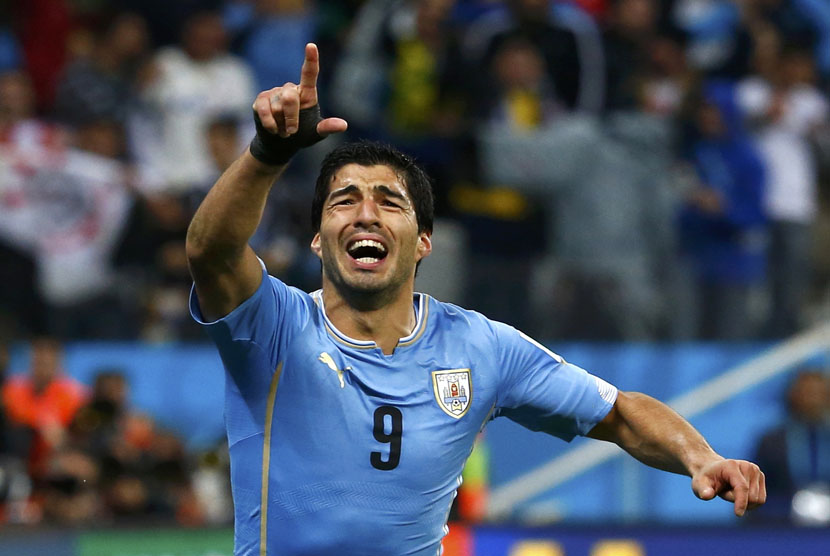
[249,105,325,165]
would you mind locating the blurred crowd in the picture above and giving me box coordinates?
[1,0,830,344]
[0,338,232,527]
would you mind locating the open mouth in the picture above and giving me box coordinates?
[346,239,388,265]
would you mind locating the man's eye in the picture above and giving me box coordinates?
[334,199,354,206]
[382,200,401,208]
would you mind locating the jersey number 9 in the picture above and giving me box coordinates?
[371,406,403,470]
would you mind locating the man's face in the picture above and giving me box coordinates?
[311,164,431,300]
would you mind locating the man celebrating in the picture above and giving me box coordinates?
[186,44,765,556]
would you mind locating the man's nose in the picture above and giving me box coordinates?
[354,199,381,226]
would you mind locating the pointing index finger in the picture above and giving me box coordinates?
[300,43,319,90]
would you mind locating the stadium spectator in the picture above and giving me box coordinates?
[330,0,469,213]
[231,0,317,93]
[481,35,565,126]
[601,0,660,111]
[476,99,676,339]
[741,0,830,82]
[753,369,830,523]
[70,370,131,460]
[639,26,698,118]
[676,80,768,340]
[462,0,597,112]
[39,119,134,339]
[738,43,828,337]
[134,9,255,195]
[0,69,66,148]
[1,337,88,478]
[377,0,467,137]
[456,34,556,331]
[0,66,133,339]
[53,12,151,128]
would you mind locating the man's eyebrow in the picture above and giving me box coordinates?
[327,184,359,201]
[374,185,409,203]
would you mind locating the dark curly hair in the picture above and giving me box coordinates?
[311,141,434,234]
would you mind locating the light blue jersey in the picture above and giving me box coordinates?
[190,268,617,556]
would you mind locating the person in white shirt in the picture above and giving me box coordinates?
[738,44,828,337]
[136,10,255,195]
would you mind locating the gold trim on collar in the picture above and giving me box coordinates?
[323,322,376,349]
[398,295,430,347]
[317,293,431,351]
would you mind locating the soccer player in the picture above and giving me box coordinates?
[186,44,766,556]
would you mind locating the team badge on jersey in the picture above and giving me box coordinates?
[432,369,472,418]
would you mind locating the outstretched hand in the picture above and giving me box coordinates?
[692,459,766,516]
[249,43,347,165]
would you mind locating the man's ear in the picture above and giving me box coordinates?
[417,232,432,261]
[310,233,322,258]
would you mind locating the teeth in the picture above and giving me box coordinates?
[348,239,386,253]
[356,257,379,264]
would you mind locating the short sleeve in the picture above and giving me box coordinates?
[493,323,617,441]
[189,265,312,383]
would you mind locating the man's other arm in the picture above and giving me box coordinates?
[587,391,766,516]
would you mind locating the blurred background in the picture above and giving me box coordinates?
[2,0,830,554]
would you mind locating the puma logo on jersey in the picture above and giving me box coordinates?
[318,352,349,389]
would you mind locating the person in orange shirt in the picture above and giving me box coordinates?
[2,337,88,477]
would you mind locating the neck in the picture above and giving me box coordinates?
[321,279,417,355]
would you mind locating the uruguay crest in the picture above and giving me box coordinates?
[432,369,472,419]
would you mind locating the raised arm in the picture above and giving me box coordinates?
[186,43,347,320]
[587,391,766,516]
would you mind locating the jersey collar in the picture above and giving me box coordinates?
[312,290,429,350]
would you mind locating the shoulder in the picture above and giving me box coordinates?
[426,295,502,335]
[257,274,319,320]
[429,298,571,369]
[191,270,315,332]
[424,295,520,352]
